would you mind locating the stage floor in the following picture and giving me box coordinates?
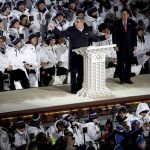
[0,74,150,115]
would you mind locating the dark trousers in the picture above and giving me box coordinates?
[40,67,55,86]
[117,51,132,82]
[5,69,30,90]
[140,60,150,74]
[70,70,83,93]
[56,67,68,76]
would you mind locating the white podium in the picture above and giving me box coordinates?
[73,44,116,97]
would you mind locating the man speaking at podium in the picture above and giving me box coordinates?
[50,17,108,94]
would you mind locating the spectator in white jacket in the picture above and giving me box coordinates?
[5,36,30,90]
[55,36,69,84]
[69,8,85,26]
[63,0,78,22]
[0,126,11,150]
[27,113,45,143]
[13,120,29,148]
[63,114,84,147]
[94,23,117,68]
[39,34,57,86]
[19,14,32,44]
[134,103,150,126]
[0,2,14,30]
[21,33,41,87]
[48,11,70,31]
[0,35,10,91]
[0,19,7,37]
[30,0,50,38]
[12,0,30,20]
[84,6,104,35]
[134,27,150,74]
[83,110,101,148]
[6,17,22,45]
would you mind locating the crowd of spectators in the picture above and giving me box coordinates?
[0,102,150,150]
[0,0,150,92]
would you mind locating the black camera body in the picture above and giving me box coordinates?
[19,34,24,39]
[36,32,41,38]
[29,16,34,22]
[83,127,87,133]
[114,6,118,12]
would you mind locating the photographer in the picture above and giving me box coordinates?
[27,113,45,143]
[13,120,29,148]
[63,114,84,147]
[46,119,69,144]
[83,110,101,149]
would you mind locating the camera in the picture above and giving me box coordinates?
[36,32,41,38]
[29,133,35,142]
[19,34,24,39]
[114,6,118,12]
[0,47,6,54]
[7,2,12,7]
[29,16,34,22]
[45,13,51,20]
[98,7,103,14]
[83,127,87,133]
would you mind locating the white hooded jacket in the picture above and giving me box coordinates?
[134,35,150,66]
[84,13,104,35]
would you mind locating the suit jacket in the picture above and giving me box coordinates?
[54,24,106,72]
[112,19,137,52]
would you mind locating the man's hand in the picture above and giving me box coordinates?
[57,61,62,67]
[104,33,110,39]
[49,24,56,31]
[25,64,31,70]
[7,65,13,71]
[114,47,119,51]
[41,62,47,68]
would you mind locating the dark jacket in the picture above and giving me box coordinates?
[112,19,137,51]
[54,24,105,72]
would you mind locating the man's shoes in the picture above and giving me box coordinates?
[119,80,124,84]
[71,90,77,94]
[124,80,133,84]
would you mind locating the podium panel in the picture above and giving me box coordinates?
[73,45,116,97]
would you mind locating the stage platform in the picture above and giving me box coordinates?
[0,74,150,119]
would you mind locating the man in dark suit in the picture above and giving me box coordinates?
[112,8,137,84]
[50,17,107,93]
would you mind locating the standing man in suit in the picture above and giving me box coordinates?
[112,8,137,84]
[50,17,107,94]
